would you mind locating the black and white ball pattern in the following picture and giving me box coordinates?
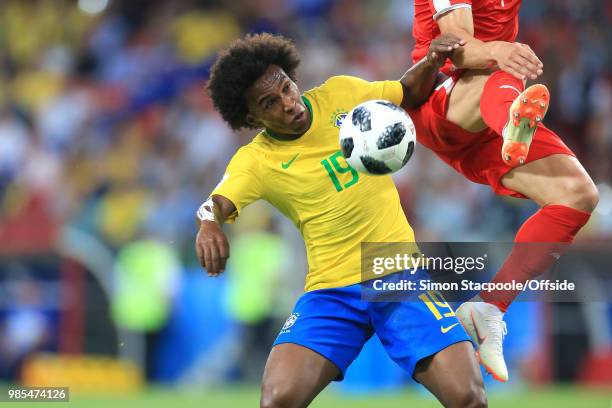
[339,99,416,175]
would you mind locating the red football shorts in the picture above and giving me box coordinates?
[406,74,575,198]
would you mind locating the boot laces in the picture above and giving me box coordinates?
[484,315,507,354]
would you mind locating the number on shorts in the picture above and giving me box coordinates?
[418,290,456,320]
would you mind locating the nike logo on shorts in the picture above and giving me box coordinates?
[441,323,459,333]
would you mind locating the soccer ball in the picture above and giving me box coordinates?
[339,100,416,175]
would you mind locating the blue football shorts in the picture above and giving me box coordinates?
[273,271,471,380]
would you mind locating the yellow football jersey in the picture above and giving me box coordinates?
[211,75,416,291]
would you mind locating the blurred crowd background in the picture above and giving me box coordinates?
[0,0,611,397]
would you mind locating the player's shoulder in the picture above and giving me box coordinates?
[235,133,281,163]
[228,140,262,165]
[320,75,371,92]
[304,75,371,105]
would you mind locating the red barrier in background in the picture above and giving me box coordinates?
[59,258,86,354]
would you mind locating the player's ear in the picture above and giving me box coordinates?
[246,113,263,128]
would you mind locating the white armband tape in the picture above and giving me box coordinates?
[196,198,217,223]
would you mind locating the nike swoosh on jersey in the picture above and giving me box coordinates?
[441,322,459,333]
[281,153,300,169]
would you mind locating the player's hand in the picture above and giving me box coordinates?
[491,42,543,81]
[195,220,230,277]
[427,33,466,69]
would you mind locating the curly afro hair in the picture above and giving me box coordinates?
[207,33,301,130]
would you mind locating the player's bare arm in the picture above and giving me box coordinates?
[399,33,465,109]
[195,194,234,277]
[436,7,542,80]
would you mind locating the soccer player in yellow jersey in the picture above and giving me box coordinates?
[195,33,487,407]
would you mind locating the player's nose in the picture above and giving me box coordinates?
[282,95,296,113]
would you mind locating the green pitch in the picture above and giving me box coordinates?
[9,385,611,408]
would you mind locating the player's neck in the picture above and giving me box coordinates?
[264,128,304,141]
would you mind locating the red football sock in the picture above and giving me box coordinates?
[480,70,525,136]
[480,205,591,311]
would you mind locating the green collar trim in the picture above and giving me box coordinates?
[302,95,313,118]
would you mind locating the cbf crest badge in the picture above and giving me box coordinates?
[330,108,348,128]
[280,313,299,333]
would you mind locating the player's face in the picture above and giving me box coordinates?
[245,65,311,136]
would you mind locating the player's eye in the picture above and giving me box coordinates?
[264,98,276,109]
[282,83,290,93]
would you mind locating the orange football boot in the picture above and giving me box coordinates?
[501,84,550,167]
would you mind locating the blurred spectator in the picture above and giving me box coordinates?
[0,275,53,380]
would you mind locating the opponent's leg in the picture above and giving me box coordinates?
[485,153,598,307]
[445,70,490,133]
[502,154,599,212]
[488,153,598,307]
[413,342,487,408]
[260,343,338,408]
[458,153,599,381]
